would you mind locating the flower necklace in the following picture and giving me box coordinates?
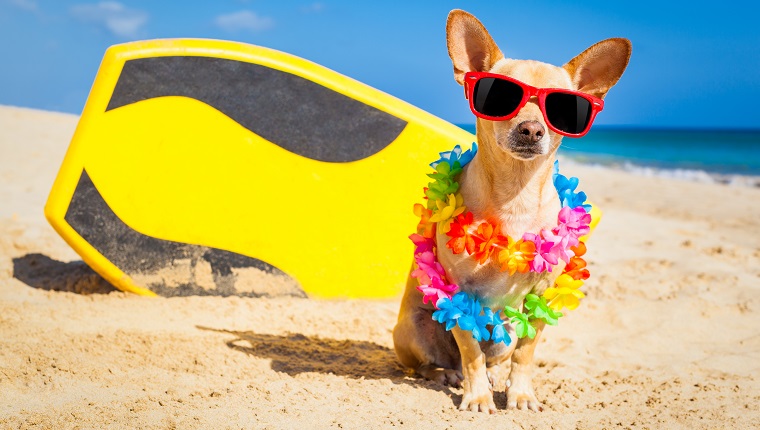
[410,143,593,345]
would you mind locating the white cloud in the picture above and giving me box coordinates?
[70,1,148,39]
[8,0,38,12]
[214,10,274,33]
[300,2,324,14]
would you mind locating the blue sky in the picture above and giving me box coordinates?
[1,0,758,129]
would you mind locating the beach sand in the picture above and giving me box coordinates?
[1,104,759,429]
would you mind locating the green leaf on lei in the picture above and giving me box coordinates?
[504,306,537,339]
[524,293,564,326]
[425,161,462,209]
[426,161,463,181]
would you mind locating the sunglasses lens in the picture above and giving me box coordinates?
[472,77,524,118]
[545,92,592,135]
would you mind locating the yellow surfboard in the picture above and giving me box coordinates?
[44,39,475,299]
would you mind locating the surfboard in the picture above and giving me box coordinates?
[44,39,475,298]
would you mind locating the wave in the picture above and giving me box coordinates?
[560,157,760,188]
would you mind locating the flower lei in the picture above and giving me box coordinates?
[410,143,592,345]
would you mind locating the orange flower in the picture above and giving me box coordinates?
[471,221,509,264]
[564,256,590,280]
[564,241,589,280]
[565,256,586,271]
[497,238,537,275]
[413,203,435,239]
[567,268,590,281]
[571,241,587,257]
[445,212,476,254]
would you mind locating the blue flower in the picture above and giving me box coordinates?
[561,190,590,212]
[489,311,510,345]
[553,160,591,212]
[433,292,513,344]
[432,292,488,342]
[430,142,478,169]
[457,296,492,342]
[433,294,466,331]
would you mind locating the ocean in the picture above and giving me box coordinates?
[456,125,760,186]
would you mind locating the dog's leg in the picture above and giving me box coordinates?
[506,319,545,411]
[393,273,463,387]
[451,326,496,413]
[483,340,514,391]
[393,309,463,386]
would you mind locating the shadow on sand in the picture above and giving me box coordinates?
[12,253,117,294]
[198,325,407,379]
[196,325,465,404]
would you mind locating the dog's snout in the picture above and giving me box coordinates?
[517,121,545,143]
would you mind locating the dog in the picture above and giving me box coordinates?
[393,9,631,413]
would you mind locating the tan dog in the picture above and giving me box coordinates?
[393,10,631,413]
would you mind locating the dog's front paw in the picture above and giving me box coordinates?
[459,377,496,413]
[486,363,509,392]
[506,376,543,412]
[417,365,463,388]
[429,369,463,388]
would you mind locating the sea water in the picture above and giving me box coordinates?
[457,125,760,186]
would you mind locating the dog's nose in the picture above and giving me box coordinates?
[517,121,545,143]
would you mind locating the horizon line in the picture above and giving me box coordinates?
[454,123,760,133]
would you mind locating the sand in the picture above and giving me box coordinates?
[1,104,759,429]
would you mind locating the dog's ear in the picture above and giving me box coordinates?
[446,10,504,86]
[563,38,632,99]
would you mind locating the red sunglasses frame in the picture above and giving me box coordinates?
[463,71,604,138]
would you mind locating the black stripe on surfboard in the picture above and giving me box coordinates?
[106,56,408,163]
[64,169,305,298]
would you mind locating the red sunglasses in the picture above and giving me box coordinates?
[464,71,604,137]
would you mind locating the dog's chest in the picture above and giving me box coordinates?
[435,210,558,310]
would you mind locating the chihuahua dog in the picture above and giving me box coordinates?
[393,10,630,413]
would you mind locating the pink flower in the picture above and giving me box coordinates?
[409,234,435,255]
[524,232,554,272]
[556,206,591,239]
[417,277,458,307]
[542,229,575,264]
[411,251,445,285]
